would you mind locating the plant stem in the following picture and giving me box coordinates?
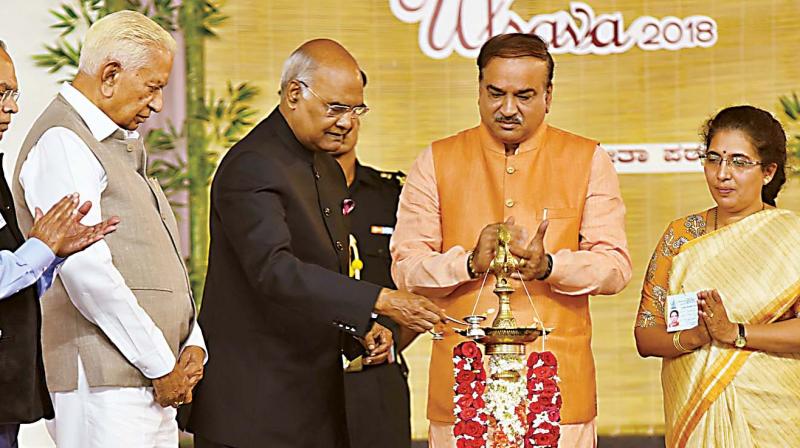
[104,0,128,12]
[182,0,209,306]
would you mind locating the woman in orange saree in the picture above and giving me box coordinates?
[634,105,800,447]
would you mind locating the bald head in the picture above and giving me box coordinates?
[279,39,363,95]
[301,39,359,69]
[0,44,19,141]
[279,39,367,154]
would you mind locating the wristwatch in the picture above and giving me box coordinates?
[733,323,747,348]
[536,254,553,281]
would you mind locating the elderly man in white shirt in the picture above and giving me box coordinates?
[11,11,206,447]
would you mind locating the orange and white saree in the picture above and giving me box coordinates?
[662,209,800,447]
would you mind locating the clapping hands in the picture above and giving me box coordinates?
[29,193,120,257]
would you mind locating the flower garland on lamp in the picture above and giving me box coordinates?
[453,343,562,448]
[451,224,561,448]
[525,351,561,448]
[485,354,528,446]
[453,341,488,448]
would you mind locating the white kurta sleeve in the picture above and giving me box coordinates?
[20,128,176,379]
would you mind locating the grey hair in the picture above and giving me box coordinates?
[279,48,317,96]
[78,10,176,76]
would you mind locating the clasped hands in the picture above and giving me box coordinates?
[152,345,205,408]
[697,289,739,345]
[471,217,550,281]
[673,290,738,351]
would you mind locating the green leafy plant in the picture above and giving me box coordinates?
[202,82,260,150]
[199,0,228,36]
[779,93,800,175]
[33,40,82,77]
[145,124,187,206]
[49,0,107,35]
[145,81,260,206]
[32,0,105,80]
[124,0,180,31]
[35,0,255,304]
[33,0,229,72]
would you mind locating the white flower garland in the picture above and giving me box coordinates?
[485,354,527,446]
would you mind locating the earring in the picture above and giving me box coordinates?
[764,178,771,185]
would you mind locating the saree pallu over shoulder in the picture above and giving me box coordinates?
[663,209,800,447]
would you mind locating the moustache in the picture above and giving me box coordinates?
[494,114,522,125]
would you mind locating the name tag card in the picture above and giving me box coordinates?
[666,291,699,332]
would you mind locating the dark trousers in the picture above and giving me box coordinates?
[194,434,236,448]
[0,424,19,448]
[344,361,411,448]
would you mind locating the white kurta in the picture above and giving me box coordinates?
[19,83,206,448]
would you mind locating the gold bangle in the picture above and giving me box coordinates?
[673,330,692,353]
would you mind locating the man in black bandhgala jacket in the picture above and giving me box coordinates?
[183,39,444,448]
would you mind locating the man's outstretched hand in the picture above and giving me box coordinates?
[373,289,445,333]
[29,194,120,258]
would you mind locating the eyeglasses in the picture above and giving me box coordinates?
[699,152,763,170]
[0,89,20,105]
[296,80,369,118]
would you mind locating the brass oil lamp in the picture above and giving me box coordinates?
[455,225,550,363]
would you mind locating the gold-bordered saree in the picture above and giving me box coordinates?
[663,209,800,447]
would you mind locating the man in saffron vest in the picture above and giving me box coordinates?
[391,33,632,447]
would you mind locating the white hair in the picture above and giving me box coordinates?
[78,10,176,75]
[279,48,317,97]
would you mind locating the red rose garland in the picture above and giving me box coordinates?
[525,351,562,448]
[453,341,488,448]
[453,343,561,448]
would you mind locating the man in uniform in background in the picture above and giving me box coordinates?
[332,97,412,447]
